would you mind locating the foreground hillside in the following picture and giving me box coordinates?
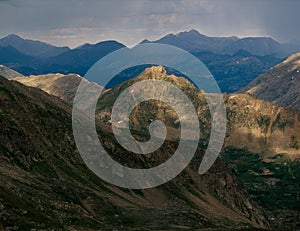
[96,66,300,229]
[0,75,269,230]
[6,65,300,229]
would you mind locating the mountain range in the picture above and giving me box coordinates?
[2,30,300,92]
[6,65,299,229]
[0,71,272,230]
[0,34,70,58]
[1,29,300,229]
[142,29,300,57]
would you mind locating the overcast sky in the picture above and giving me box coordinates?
[0,0,299,48]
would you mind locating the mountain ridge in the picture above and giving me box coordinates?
[0,74,270,229]
[241,52,300,110]
[142,29,300,57]
[0,31,286,92]
[0,34,70,58]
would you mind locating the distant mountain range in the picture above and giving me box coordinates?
[0,34,125,76]
[1,30,300,92]
[0,34,70,58]
[142,29,300,57]
[242,52,300,110]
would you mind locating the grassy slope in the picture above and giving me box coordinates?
[221,147,300,229]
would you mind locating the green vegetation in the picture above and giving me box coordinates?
[221,147,300,211]
[289,135,299,150]
[257,115,270,129]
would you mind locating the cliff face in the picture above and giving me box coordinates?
[225,93,300,159]
[0,72,269,229]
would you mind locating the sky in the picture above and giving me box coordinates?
[0,0,299,48]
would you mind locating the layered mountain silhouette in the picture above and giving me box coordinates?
[0,34,70,58]
[242,52,300,110]
[142,29,300,57]
[2,30,299,92]
[43,40,125,75]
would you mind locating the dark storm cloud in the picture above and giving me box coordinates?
[259,0,300,43]
[0,0,298,47]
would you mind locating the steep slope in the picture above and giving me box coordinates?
[225,93,300,158]
[0,75,269,230]
[242,53,300,110]
[0,34,70,58]
[96,66,300,229]
[0,64,24,79]
[224,93,300,229]
[195,50,281,93]
[221,147,300,229]
[13,73,88,104]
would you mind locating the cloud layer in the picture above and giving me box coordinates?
[0,0,298,47]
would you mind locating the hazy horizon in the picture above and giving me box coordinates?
[0,0,299,48]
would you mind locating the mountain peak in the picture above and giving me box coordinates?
[177,29,205,37]
[139,39,150,44]
[3,34,22,40]
[189,29,200,34]
[133,65,196,90]
[143,65,167,76]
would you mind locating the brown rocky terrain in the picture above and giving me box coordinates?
[96,66,300,229]
[97,66,300,160]
[4,65,300,229]
[14,73,86,104]
[225,93,300,159]
[0,74,270,230]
